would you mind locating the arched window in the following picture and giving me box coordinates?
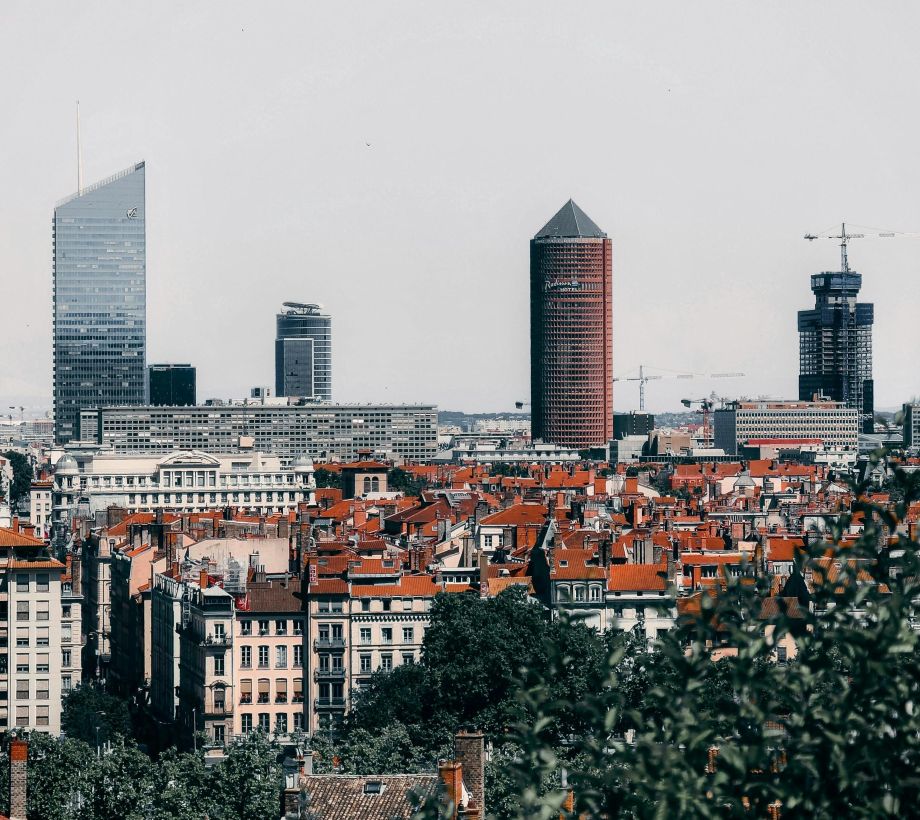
[363,477,372,494]
[589,586,601,602]
[371,476,380,492]
[574,586,586,602]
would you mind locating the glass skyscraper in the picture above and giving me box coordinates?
[275,302,332,400]
[53,162,147,443]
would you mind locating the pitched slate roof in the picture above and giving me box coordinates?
[299,774,437,820]
[534,199,606,239]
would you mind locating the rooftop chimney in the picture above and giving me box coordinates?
[454,730,485,818]
[9,736,27,820]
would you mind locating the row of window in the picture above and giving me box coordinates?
[240,619,301,636]
[238,645,303,670]
[238,677,304,704]
[238,711,304,735]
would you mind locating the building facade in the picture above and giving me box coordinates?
[0,529,66,735]
[798,270,874,433]
[713,400,859,455]
[530,200,613,449]
[149,364,196,407]
[52,450,315,522]
[78,402,438,463]
[275,303,332,400]
[53,162,146,444]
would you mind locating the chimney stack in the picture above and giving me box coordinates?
[9,736,27,820]
[454,730,485,818]
[438,760,463,820]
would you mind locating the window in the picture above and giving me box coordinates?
[402,627,414,644]
[258,713,270,732]
[574,587,586,602]
[241,646,252,668]
[213,725,225,744]
[240,679,252,704]
[62,605,71,619]
[37,629,49,647]
[360,654,371,673]
[360,628,371,644]
[381,628,392,644]
[36,705,49,727]
[276,646,287,668]
[258,679,270,704]
[293,678,304,703]
[258,620,269,636]
[589,586,601,602]
[214,623,225,638]
[35,679,49,701]
[382,599,391,612]
[276,678,288,703]
[293,646,302,668]
[319,654,330,672]
[16,574,28,592]
[214,655,225,676]
[16,602,28,621]
[62,676,72,692]
[402,653,415,665]
[16,682,28,700]
[276,713,288,733]
[37,654,49,673]
[293,712,304,732]
[60,625,69,643]
[258,646,269,668]
[361,599,370,612]
[275,620,287,635]
[381,653,393,672]
[15,707,28,727]
[62,650,71,668]
[36,602,49,622]
[36,574,49,593]
[16,654,28,673]
[15,629,28,647]
[241,714,253,733]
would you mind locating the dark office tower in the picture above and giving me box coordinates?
[275,303,332,400]
[613,412,655,440]
[148,364,196,406]
[530,200,613,448]
[53,162,146,444]
[798,270,874,433]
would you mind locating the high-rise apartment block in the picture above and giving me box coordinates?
[275,303,332,400]
[530,200,613,449]
[149,364,196,406]
[53,162,147,444]
[798,270,874,433]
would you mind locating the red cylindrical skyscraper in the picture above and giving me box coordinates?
[530,200,612,448]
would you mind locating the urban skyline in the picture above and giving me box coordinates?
[2,4,919,416]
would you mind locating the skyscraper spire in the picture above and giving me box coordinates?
[76,100,84,195]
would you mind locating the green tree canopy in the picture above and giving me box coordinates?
[62,685,132,746]
[2,450,32,505]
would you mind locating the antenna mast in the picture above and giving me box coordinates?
[76,100,84,195]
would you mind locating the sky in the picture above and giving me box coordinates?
[2,1,920,417]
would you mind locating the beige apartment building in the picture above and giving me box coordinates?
[0,528,65,734]
[234,577,306,737]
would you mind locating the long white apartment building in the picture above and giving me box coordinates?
[713,399,858,456]
[52,449,315,522]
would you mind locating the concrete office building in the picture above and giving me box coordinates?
[149,364,196,407]
[276,303,332,400]
[530,200,613,449]
[78,401,438,464]
[53,162,146,444]
[713,399,859,456]
[798,269,874,433]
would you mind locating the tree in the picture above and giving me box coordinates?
[62,685,132,746]
[89,742,155,820]
[388,468,428,497]
[313,468,341,490]
[148,747,209,820]
[206,732,282,820]
[26,733,98,820]
[2,450,31,505]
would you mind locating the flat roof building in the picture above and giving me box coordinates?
[77,401,438,464]
[276,303,332,401]
[149,364,196,407]
[714,399,858,456]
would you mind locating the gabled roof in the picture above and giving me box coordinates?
[608,563,669,592]
[0,528,44,548]
[299,774,437,820]
[534,199,606,239]
[480,504,547,527]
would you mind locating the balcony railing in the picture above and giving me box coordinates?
[314,668,346,681]
[314,697,346,710]
[313,638,345,650]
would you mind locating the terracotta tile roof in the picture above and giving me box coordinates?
[0,528,44,548]
[486,576,534,595]
[308,579,349,595]
[480,504,547,527]
[767,538,804,562]
[350,575,473,598]
[608,563,668,592]
[341,461,390,470]
[680,553,745,566]
[298,774,437,820]
[8,558,66,570]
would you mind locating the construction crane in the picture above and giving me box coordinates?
[804,222,920,273]
[680,394,728,446]
[614,365,745,412]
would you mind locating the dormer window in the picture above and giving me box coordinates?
[363,781,384,795]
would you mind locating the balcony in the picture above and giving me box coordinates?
[314,697,346,710]
[314,667,346,681]
[239,694,252,704]
[313,638,345,650]
[205,703,232,717]
[202,634,231,648]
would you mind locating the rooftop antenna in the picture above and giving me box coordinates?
[76,100,84,195]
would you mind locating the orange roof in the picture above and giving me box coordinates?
[608,563,668,592]
[0,528,44,548]
[8,558,66,570]
[480,504,547,527]
[351,575,473,598]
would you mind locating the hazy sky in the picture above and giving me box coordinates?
[2,2,920,416]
